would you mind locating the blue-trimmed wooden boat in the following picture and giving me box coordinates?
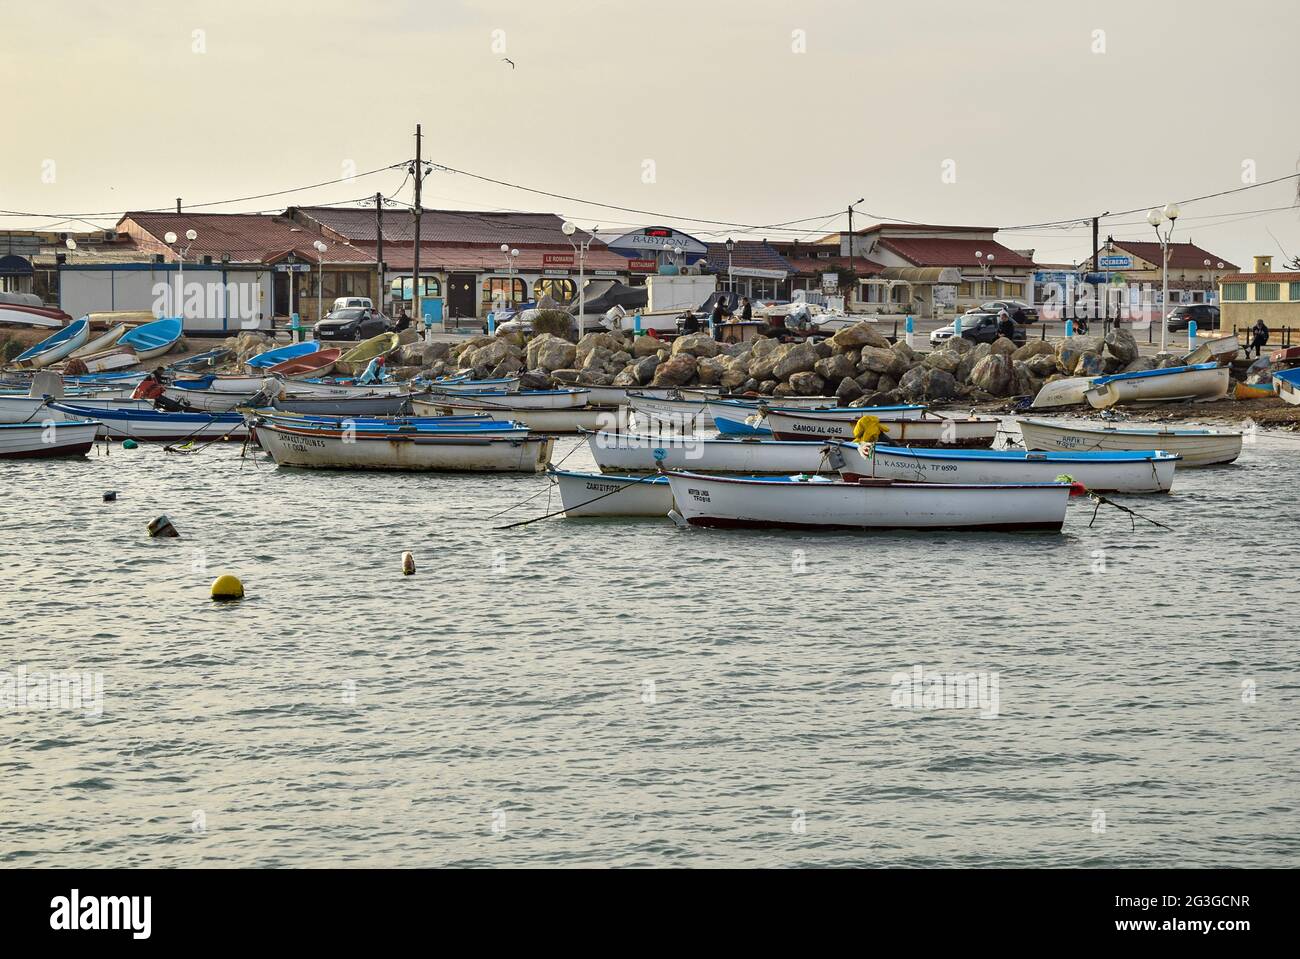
[48,401,247,441]
[246,340,321,369]
[13,318,90,368]
[118,317,183,360]
[1083,363,1229,409]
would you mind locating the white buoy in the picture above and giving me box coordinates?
[401,551,416,575]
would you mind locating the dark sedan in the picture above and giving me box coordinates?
[1166,304,1220,332]
[960,313,1027,346]
[314,308,391,342]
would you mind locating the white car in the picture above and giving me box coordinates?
[332,296,373,312]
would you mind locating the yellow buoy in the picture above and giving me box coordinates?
[401,551,416,576]
[210,574,244,601]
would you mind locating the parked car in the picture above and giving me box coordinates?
[1166,304,1221,332]
[970,300,1039,324]
[332,296,373,312]
[931,312,1026,347]
[314,307,391,342]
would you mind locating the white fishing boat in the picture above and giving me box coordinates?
[12,318,90,369]
[428,376,521,394]
[278,379,407,397]
[1183,334,1240,367]
[1016,418,1242,467]
[1029,377,1097,409]
[0,419,101,459]
[77,348,141,374]
[171,373,275,393]
[1083,363,1229,409]
[581,384,720,406]
[411,397,626,433]
[0,389,137,424]
[162,381,276,412]
[664,471,1071,532]
[587,430,836,474]
[761,408,1001,446]
[0,301,71,330]
[423,388,589,410]
[68,323,128,358]
[1273,368,1300,406]
[550,469,675,518]
[47,402,249,441]
[835,443,1179,493]
[630,393,844,431]
[256,419,554,472]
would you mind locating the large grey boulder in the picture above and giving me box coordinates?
[526,333,576,372]
[772,342,819,381]
[829,321,890,351]
[969,354,1015,396]
[814,353,856,382]
[787,370,826,396]
[651,354,696,386]
[1104,329,1139,365]
[672,333,722,359]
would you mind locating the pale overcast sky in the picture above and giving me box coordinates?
[3,0,1298,266]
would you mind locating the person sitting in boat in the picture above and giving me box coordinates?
[132,370,166,401]
[1250,319,1270,358]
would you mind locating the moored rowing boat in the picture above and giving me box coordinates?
[762,408,1001,446]
[0,419,100,458]
[1016,418,1242,467]
[664,470,1071,532]
[549,469,674,518]
[48,402,248,440]
[587,430,836,474]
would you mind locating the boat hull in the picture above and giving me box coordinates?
[551,470,674,517]
[270,394,413,416]
[257,422,554,472]
[425,389,589,410]
[0,420,99,458]
[1017,418,1242,467]
[69,323,128,358]
[763,410,1000,446]
[1084,365,1229,408]
[48,403,248,441]
[665,471,1069,532]
[842,443,1179,493]
[15,318,90,368]
[0,305,71,329]
[412,399,625,433]
[163,383,275,411]
[589,431,834,474]
[1030,376,1096,409]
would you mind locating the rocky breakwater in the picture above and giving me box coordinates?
[389,323,1184,406]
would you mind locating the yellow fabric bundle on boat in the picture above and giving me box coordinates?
[852,415,890,444]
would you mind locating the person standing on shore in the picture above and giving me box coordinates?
[1249,319,1270,358]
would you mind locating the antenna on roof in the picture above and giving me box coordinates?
[176,198,182,214]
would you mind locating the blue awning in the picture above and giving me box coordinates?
[0,254,33,276]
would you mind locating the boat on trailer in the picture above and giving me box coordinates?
[1016,418,1242,467]
[1083,363,1229,409]
[664,470,1072,532]
[0,419,100,458]
[255,419,554,472]
[835,443,1180,493]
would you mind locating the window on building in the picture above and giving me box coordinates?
[482,276,526,306]
[1222,282,1247,301]
[958,282,973,298]
[533,277,576,304]
[1002,282,1024,298]
[1290,282,1300,302]
[1256,282,1280,302]
[390,276,440,301]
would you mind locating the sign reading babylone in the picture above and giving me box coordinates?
[606,226,709,258]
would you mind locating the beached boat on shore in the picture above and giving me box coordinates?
[1030,376,1096,409]
[0,419,100,458]
[48,402,248,441]
[428,375,521,394]
[1273,367,1300,406]
[1017,418,1242,467]
[1083,363,1229,409]
[664,470,1072,532]
[246,340,320,369]
[334,333,400,375]
[278,379,407,397]
[267,348,341,379]
[117,317,182,361]
[0,301,71,330]
[255,418,554,472]
[1184,334,1240,367]
[588,430,837,474]
[68,323,128,359]
[13,318,90,369]
[762,408,1001,446]
[835,443,1180,493]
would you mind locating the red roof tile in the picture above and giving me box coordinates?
[1107,241,1239,272]
[703,240,795,275]
[1222,272,1300,283]
[119,212,374,265]
[292,206,601,247]
[785,256,885,276]
[875,237,1035,269]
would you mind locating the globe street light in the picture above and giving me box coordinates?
[163,229,196,321]
[562,221,597,339]
[1149,203,1181,352]
[313,240,328,330]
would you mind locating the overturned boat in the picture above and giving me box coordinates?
[1083,363,1229,409]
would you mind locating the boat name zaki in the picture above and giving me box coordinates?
[891,666,999,718]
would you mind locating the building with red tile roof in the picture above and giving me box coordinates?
[1082,239,1240,308]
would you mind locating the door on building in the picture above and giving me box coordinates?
[272,272,290,317]
[447,272,477,319]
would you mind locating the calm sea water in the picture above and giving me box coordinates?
[2,425,1298,868]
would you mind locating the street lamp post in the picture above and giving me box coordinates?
[163,229,197,320]
[1146,203,1181,353]
[313,240,328,333]
[498,244,519,320]
[725,237,735,298]
[562,221,598,341]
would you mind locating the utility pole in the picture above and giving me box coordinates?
[846,198,864,308]
[375,191,385,316]
[1092,215,1101,330]
[412,123,423,330]
[176,198,181,214]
